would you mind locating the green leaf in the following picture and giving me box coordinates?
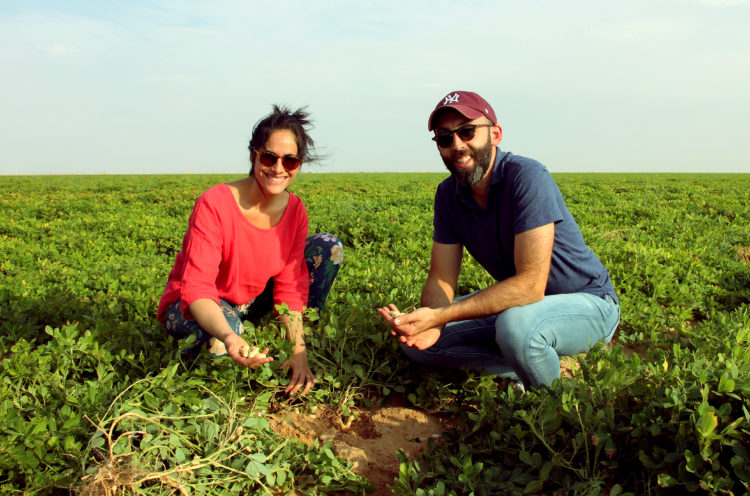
[28,418,48,437]
[63,435,80,453]
[90,435,105,449]
[352,364,364,378]
[202,421,220,440]
[245,460,260,478]
[697,411,718,437]
[173,447,187,463]
[718,372,735,393]
[523,480,543,494]
[243,416,270,431]
[276,469,287,486]
[62,414,80,430]
[168,433,182,447]
[657,473,678,487]
[684,449,700,473]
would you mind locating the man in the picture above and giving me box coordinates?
[378,91,619,389]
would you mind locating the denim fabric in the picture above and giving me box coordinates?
[400,292,620,388]
[163,233,343,355]
[304,233,344,312]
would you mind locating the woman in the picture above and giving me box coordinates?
[157,105,343,396]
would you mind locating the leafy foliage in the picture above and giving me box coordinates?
[0,173,748,495]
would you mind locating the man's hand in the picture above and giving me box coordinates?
[377,304,444,349]
[281,348,316,396]
[223,333,273,368]
[401,327,442,350]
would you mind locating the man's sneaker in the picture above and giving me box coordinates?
[510,380,526,395]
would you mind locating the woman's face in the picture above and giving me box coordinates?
[252,129,301,195]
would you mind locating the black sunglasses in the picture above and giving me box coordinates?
[432,124,494,148]
[255,149,302,171]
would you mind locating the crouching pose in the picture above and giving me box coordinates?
[378,91,619,389]
[158,105,343,395]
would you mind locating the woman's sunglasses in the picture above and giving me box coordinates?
[432,124,494,148]
[256,149,303,171]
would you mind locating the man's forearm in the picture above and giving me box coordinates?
[420,275,454,309]
[436,273,545,326]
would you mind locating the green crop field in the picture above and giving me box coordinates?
[1,173,748,495]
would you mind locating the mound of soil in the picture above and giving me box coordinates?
[270,399,458,494]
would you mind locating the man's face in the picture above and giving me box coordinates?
[433,111,495,187]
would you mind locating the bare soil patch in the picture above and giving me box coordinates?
[610,335,649,358]
[737,246,750,264]
[559,333,648,379]
[271,337,649,493]
[270,398,458,495]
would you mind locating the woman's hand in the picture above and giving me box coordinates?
[277,311,316,395]
[223,333,274,368]
[281,346,316,395]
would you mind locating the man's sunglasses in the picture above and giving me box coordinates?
[255,149,303,171]
[432,124,494,148]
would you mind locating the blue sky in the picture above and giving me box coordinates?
[0,0,748,175]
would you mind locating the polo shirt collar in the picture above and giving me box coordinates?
[490,147,508,186]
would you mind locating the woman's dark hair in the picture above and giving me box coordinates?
[248,105,320,172]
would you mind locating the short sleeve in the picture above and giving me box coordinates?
[511,163,564,235]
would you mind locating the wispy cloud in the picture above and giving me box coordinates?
[40,43,77,57]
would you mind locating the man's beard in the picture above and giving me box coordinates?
[442,138,493,187]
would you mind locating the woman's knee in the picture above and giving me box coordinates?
[305,233,344,267]
[306,232,343,250]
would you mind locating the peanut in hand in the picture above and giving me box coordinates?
[240,344,266,359]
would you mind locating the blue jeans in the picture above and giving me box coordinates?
[400,292,620,388]
[163,233,343,355]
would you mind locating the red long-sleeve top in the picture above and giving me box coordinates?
[157,183,309,322]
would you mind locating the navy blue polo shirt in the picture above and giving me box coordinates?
[433,148,617,302]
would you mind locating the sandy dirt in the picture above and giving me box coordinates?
[269,340,645,494]
[269,399,458,495]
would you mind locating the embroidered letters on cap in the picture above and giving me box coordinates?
[443,93,460,105]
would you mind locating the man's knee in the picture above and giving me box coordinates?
[495,306,536,349]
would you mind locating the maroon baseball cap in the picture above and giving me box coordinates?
[427,91,498,131]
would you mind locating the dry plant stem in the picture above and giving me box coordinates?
[81,383,282,495]
[83,411,276,495]
[388,306,416,318]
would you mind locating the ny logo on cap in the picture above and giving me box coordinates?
[443,93,460,105]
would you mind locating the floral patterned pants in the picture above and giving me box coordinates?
[163,233,343,354]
